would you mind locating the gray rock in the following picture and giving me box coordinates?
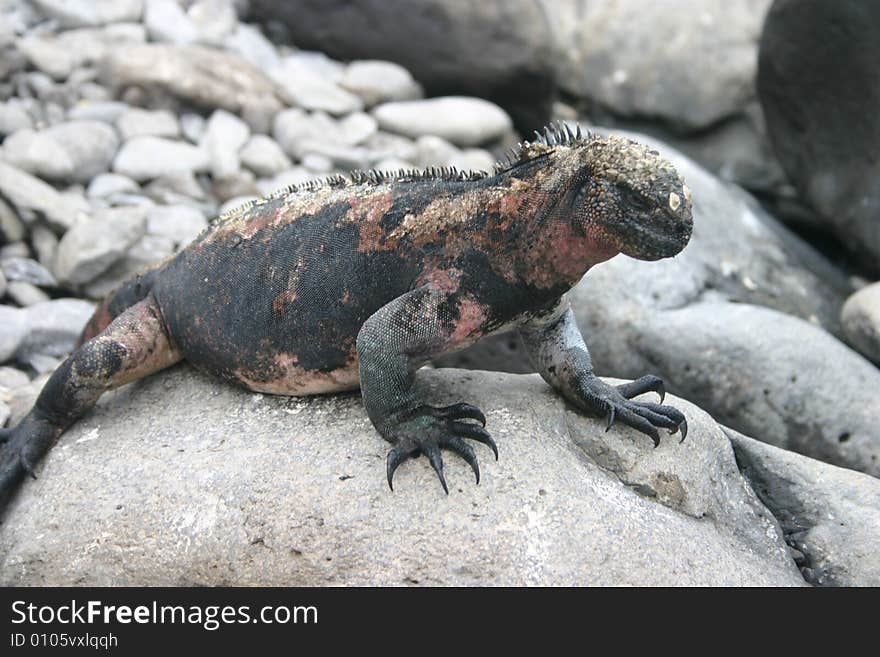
[299,153,333,174]
[292,141,371,171]
[54,206,147,286]
[6,281,50,307]
[99,43,282,132]
[729,428,880,586]
[116,108,179,140]
[67,100,130,124]
[758,0,880,271]
[146,204,207,247]
[187,0,238,45]
[143,0,198,44]
[143,171,208,204]
[0,100,34,136]
[0,258,57,287]
[17,23,146,81]
[211,170,258,203]
[0,269,5,298]
[179,113,205,144]
[841,282,880,363]
[0,305,26,363]
[113,136,210,182]
[17,298,94,361]
[83,234,175,300]
[340,60,423,107]
[1,120,119,183]
[271,108,334,158]
[0,197,25,243]
[0,367,803,586]
[200,109,250,180]
[373,97,513,146]
[29,0,143,28]
[0,243,30,260]
[239,134,291,177]
[30,225,58,272]
[0,366,30,391]
[337,112,378,146]
[269,57,364,116]
[224,22,280,72]
[5,372,51,426]
[362,131,418,164]
[0,401,8,428]
[248,0,556,131]
[549,0,770,130]
[23,353,62,375]
[87,173,140,199]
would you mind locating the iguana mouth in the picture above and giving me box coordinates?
[614,212,693,261]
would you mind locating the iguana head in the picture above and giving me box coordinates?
[573,133,693,261]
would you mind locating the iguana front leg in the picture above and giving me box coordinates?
[520,299,687,446]
[357,286,497,493]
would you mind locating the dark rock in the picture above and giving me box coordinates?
[758,0,880,272]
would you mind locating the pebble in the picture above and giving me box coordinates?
[270,59,363,116]
[0,257,57,287]
[27,0,143,29]
[6,281,51,307]
[54,206,147,285]
[239,134,291,177]
[841,282,880,362]
[0,100,34,136]
[225,22,280,71]
[340,60,423,107]
[0,366,30,390]
[373,96,513,146]
[0,305,27,363]
[0,197,26,242]
[1,120,120,183]
[18,298,95,359]
[144,0,199,44]
[146,204,208,247]
[180,113,206,144]
[116,108,180,140]
[201,109,250,180]
[87,172,140,199]
[113,136,210,182]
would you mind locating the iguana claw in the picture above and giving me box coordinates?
[383,403,494,492]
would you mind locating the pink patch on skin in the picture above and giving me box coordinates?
[449,297,487,346]
[417,267,463,292]
[347,192,395,252]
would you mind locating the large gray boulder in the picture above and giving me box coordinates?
[758,0,880,272]
[0,367,804,586]
[547,0,771,131]
[729,428,880,586]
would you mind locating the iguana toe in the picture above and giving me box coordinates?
[382,404,495,492]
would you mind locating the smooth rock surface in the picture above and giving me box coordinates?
[0,160,91,231]
[729,428,880,586]
[113,136,210,182]
[549,0,770,130]
[54,206,147,286]
[0,367,803,586]
[841,282,880,363]
[373,97,512,146]
[16,298,94,361]
[30,0,143,28]
[99,43,282,132]
[1,120,119,183]
[116,107,180,140]
[238,134,291,177]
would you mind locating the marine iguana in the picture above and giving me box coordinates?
[0,123,693,512]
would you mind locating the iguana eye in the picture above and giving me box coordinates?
[618,184,652,212]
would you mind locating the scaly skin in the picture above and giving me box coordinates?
[0,123,693,512]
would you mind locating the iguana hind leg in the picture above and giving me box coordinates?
[0,294,182,515]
